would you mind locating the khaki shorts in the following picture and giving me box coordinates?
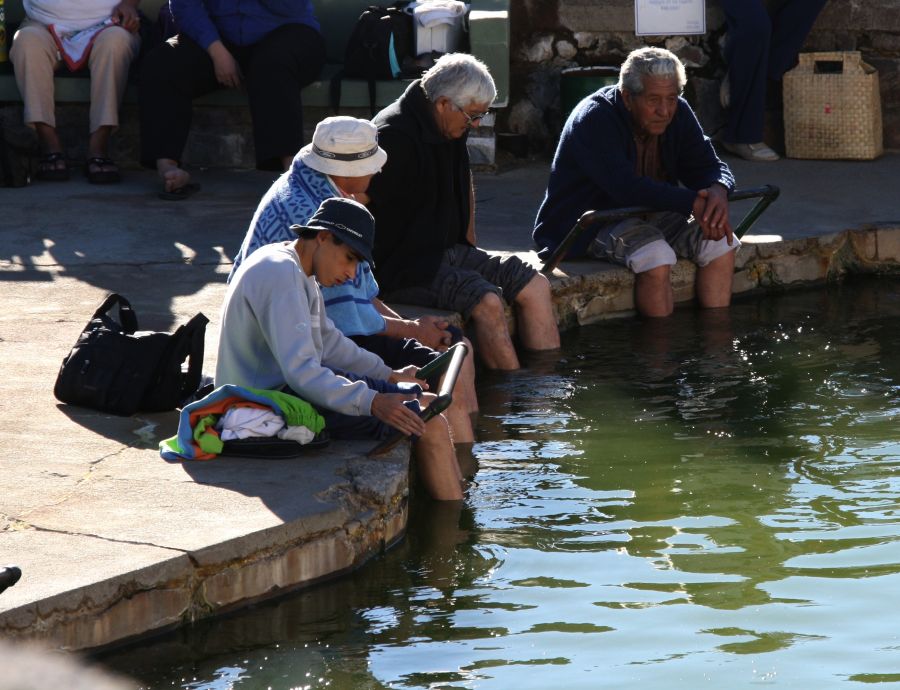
[587,212,739,273]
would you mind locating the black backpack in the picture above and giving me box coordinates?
[330,3,416,115]
[54,293,209,416]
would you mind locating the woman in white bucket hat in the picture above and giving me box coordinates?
[229,115,478,444]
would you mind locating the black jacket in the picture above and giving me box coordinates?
[368,81,472,294]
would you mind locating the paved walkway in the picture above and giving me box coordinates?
[1,152,898,651]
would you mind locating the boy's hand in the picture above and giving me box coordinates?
[388,365,427,388]
[370,393,425,436]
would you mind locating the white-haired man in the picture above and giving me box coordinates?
[534,47,738,318]
[368,53,560,371]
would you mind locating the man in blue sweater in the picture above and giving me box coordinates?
[533,47,738,318]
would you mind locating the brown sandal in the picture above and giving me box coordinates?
[36,152,69,182]
[85,157,121,185]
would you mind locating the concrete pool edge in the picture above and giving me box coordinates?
[546,225,900,327]
[1,225,898,654]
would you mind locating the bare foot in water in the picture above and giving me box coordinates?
[157,158,191,193]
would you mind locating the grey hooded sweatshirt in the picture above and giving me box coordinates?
[216,242,392,416]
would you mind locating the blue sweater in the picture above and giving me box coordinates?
[170,0,320,50]
[533,85,735,258]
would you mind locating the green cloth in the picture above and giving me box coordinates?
[247,387,325,433]
[193,414,224,455]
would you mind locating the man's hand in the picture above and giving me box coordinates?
[693,185,733,245]
[208,41,242,89]
[412,315,453,350]
[111,1,140,32]
[388,365,426,388]
[370,393,426,437]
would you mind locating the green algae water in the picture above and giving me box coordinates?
[100,277,900,689]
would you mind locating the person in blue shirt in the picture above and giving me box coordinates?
[138,0,325,199]
[533,47,737,318]
[230,116,478,444]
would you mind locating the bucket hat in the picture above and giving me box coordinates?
[291,198,377,266]
[298,116,388,177]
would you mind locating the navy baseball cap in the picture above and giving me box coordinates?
[291,197,376,267]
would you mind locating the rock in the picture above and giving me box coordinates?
[508,99,548,141]
[519,34,554,63]
[574,31,599,49]
[556,39,578,60]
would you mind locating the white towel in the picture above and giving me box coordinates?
[413,0,467,28]
[277,426,317,445]
[218,407,286,441]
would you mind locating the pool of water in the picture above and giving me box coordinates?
[100,277,900,689]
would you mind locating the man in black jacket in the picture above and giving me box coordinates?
[367,54,559,370]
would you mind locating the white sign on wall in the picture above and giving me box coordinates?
[635,0,706,36]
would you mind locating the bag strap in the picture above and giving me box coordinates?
[329,69,344,114]
[178,312,210,400]
[366,77,377,117]
[94,293,139,333]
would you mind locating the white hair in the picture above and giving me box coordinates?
[618,46,687,94]
[421,53,497,108]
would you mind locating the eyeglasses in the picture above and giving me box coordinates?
[452,102,490,127]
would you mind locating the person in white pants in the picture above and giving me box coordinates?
[10,0,140,183]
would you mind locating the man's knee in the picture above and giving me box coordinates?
[637,263,671,283]
[419,411,452,446]
[470,290,506,322]
[515,272,552,305]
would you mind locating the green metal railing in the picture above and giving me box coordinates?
[540,185,781,275]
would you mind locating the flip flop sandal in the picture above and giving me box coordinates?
[85,157,122,184]
[36,152,70,182]
[158,182,201,201]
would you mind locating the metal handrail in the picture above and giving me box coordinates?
[540,184,781,275]
[366,342,470,457]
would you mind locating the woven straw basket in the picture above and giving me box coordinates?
[783,51,883,160]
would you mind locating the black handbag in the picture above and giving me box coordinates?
[53,293,209,416]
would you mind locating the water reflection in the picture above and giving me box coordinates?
[100,278,900,689]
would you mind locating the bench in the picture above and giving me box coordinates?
[0,0,509,165]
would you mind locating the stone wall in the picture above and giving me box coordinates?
[504,0,900,155]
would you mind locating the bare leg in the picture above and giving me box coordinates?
[87,125,118,176]
[442,393,475,444]
[87,125,111,157]
[414,414,464,501]
[439,339,477,443]
[156,157,191,193]
[453,337,479,416]
[513,273,561,352]
[696,250,736,308]
[469,292,520,370]
[635,265,674,317]
[34,122,66,171]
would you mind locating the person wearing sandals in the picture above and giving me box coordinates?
[138,0,325,200]
[9,0,141,184]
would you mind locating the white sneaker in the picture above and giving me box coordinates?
[721,141,780,162]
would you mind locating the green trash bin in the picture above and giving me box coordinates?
[560,66,620,119]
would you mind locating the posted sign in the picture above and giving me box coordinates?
[635,0,706,36]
